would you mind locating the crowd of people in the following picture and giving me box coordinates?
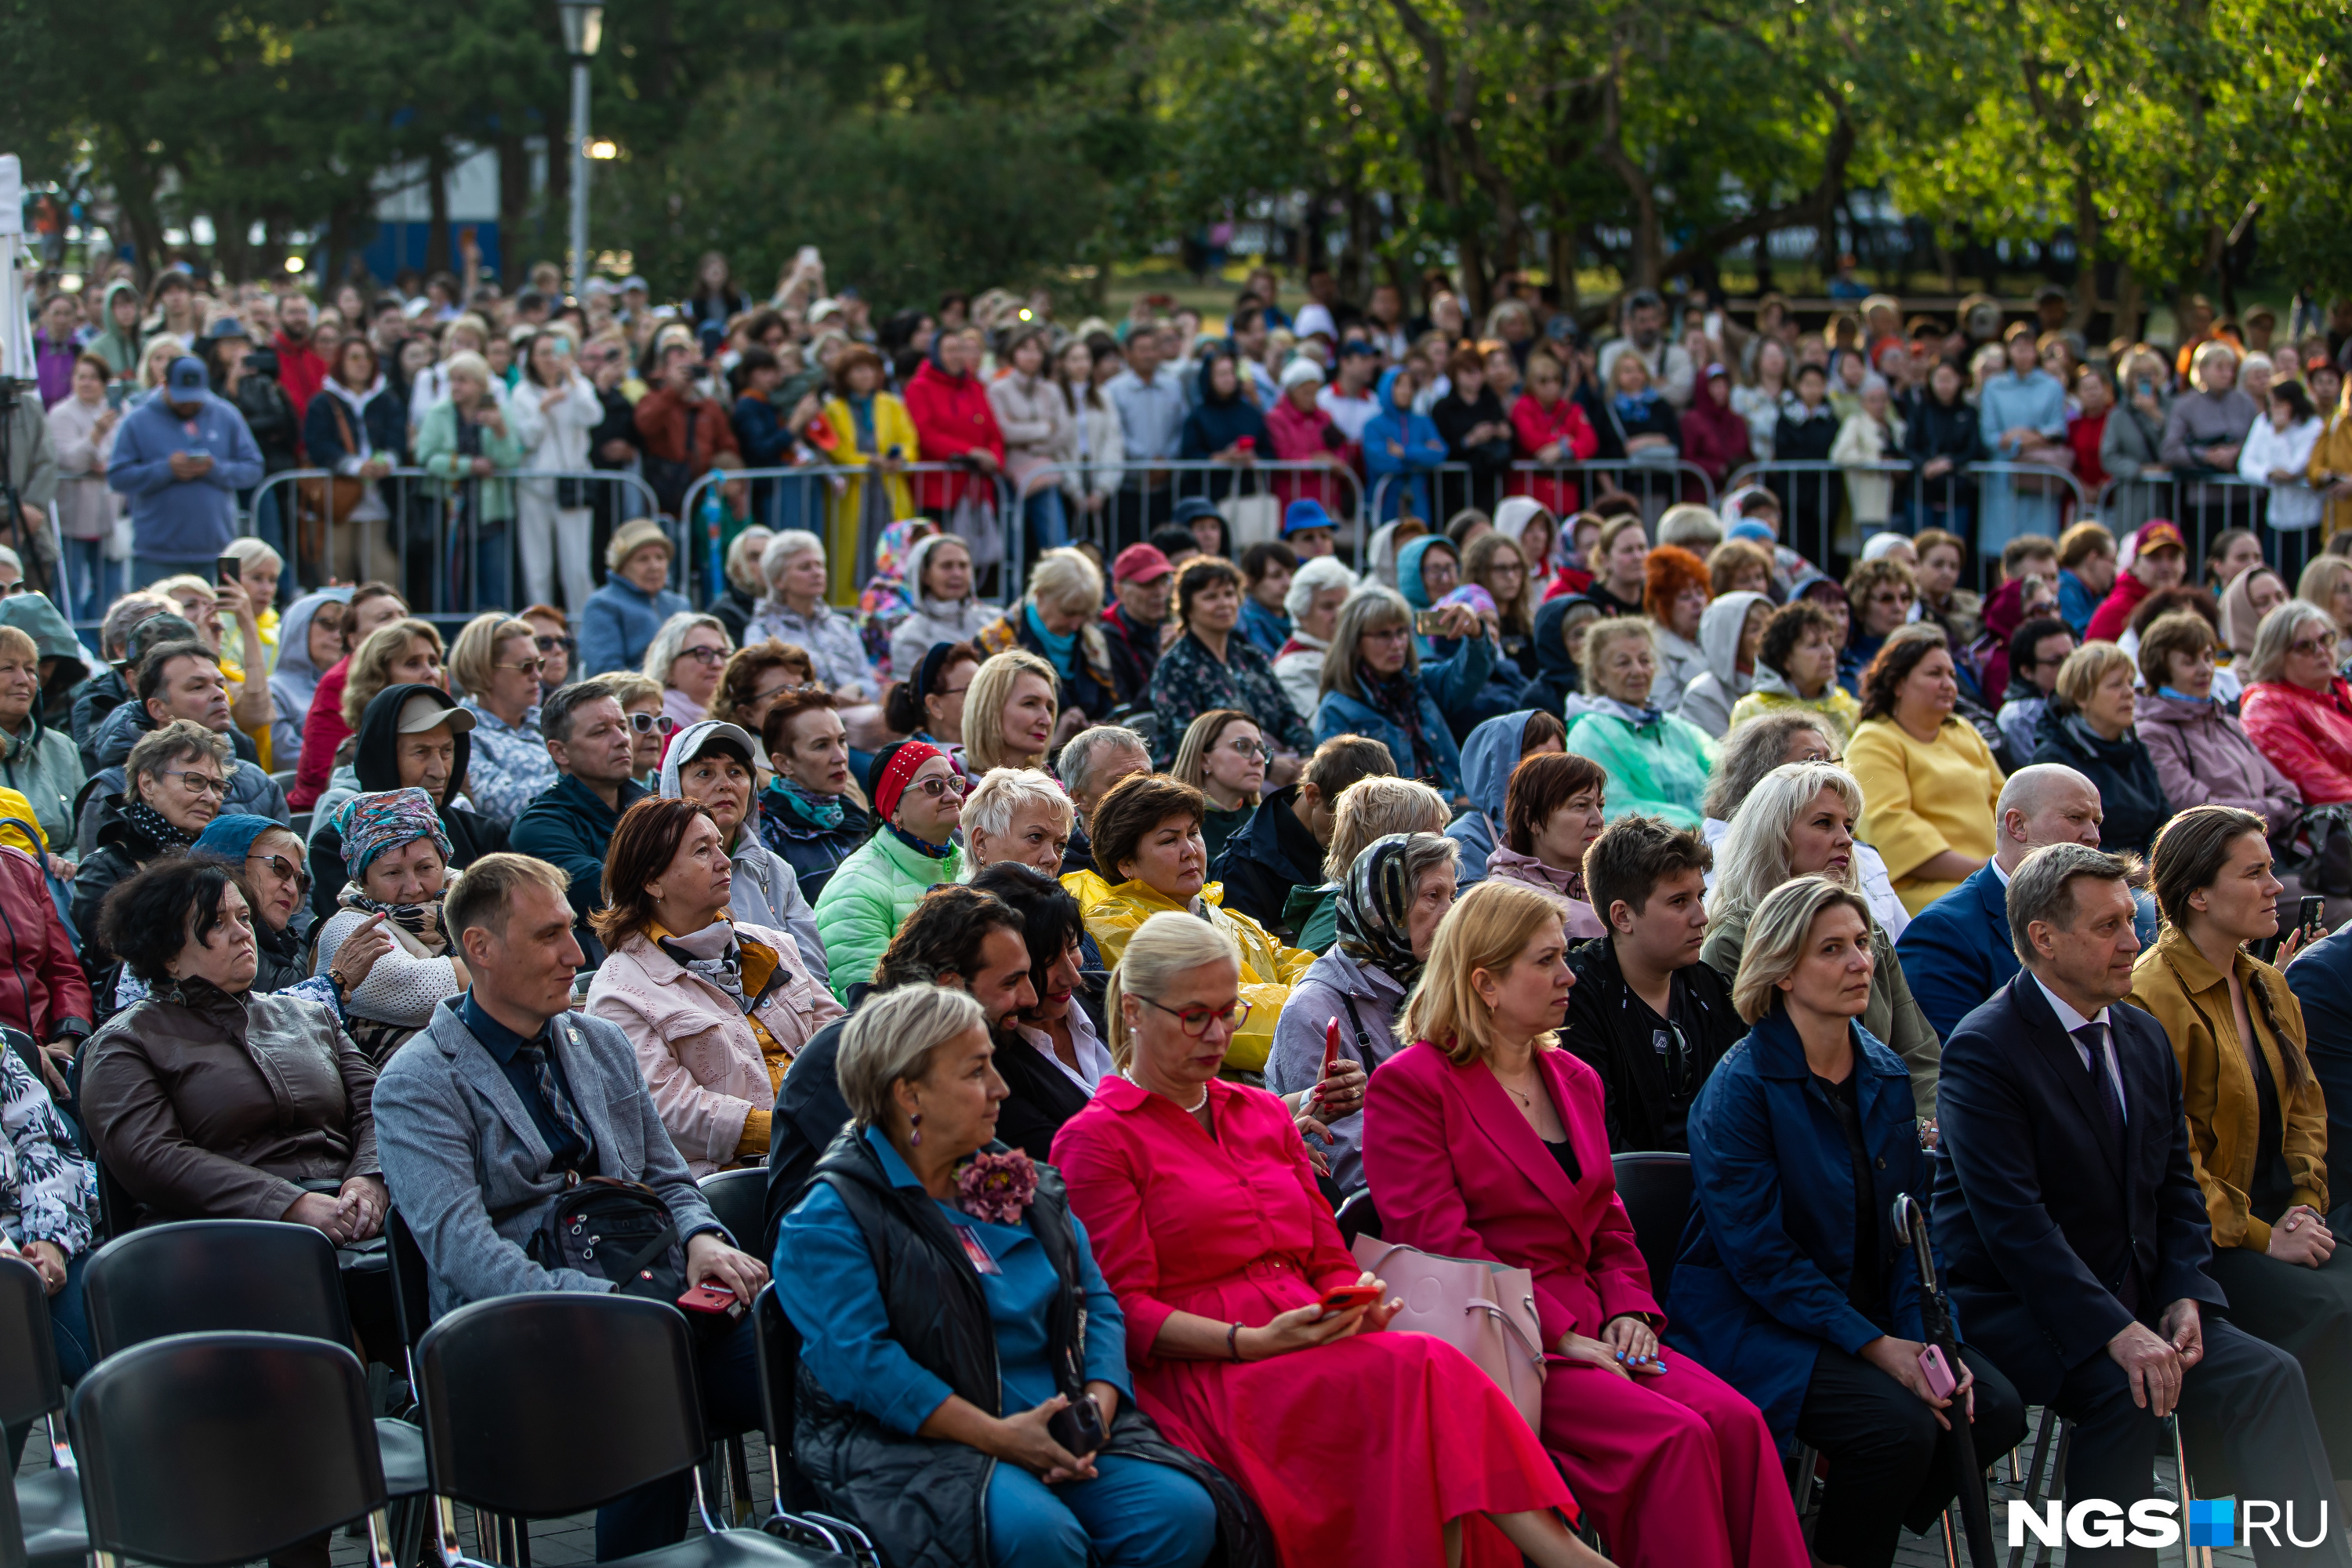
[13,256,2352,1568]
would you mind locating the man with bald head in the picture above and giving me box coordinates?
[1896,764,2158,1040]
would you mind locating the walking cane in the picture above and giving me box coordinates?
[1896,1192,1998,1568]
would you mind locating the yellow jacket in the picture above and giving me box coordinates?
[2310,397,2352,538]
[2126,927,2327,1251]
[822,394,920,602]
[1726,682,1863,746]
[1846,715,2004,914]
[1062,869,1315,1074]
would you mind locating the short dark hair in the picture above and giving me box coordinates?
[762,685,841,760]
[1581,815,1712,925]
[1504,753,1608,855]
[971,862,1085,998]
[1090,773,1204,883]
[1857,622,1951,724]
[1239,541,1298,586]
[540,681,619,747]
[1149,525,1200,560]
[2127,583,2219,640]
[1174,556,1243,630]
[2137,610,2217,691]
[1302,735,1395,800]
[1519,710,1565,754]
[445,852,572,942]
[1759,600,1835,675]
[2007,616,2074,683]
[593,797,713,946]
[97,857,250,983]
[872,886,1025,990]
[136,640,220,708]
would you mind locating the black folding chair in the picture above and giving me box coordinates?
[70,1330,395,1568]
[1608,1152,1693,1304]
[699,1168,768,1254]
[412,1293,852,1568]
[386,1207,434,1383]
[750,1286,874,1562]
[1333,1188,1381,1247]
[80,1220,429,1563]
[0,1258,82,1566]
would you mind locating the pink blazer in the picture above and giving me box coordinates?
[1362,1039,1659,1348]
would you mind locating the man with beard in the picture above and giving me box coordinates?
[1599,289,1697,408]
[272,293,329,422]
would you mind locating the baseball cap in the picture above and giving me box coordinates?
[1279,358,1326,390]
[1338,339,1379,358]
[122,612,202,670]
[166,357,209,400]
[205,317,251,342]
[1282,499,1334,538]
[397,691,476,735]
[1112,543,1174,586]
[2136,520,2185,556]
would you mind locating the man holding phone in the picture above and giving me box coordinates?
[107,356,263,590]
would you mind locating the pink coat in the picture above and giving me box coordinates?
[1483,846,1609,941]
[584,920,843,1175]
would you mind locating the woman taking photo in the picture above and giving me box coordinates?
[887,535,985,684]
[1313,589,1488,801]
[774,983,1231,1568]
[812,740,967,1006]
[1170,710,1265,869]
[1845,624,2004,916]
[1702,762,1940,1120]
[508,328,603,616]
[964,649,1063,775]
[589,797,842,1179]
[661,720,829,983]
[312,788,469,1064]
[1674,877,2024,1568]
[1464,532,1541,681]
[2027,641,2171,856]
[1149,557,1315,776]
[1563,618,1715,829]
[1063,773,1312,1076]
[1486,753,1607,938]
[2127,805,2352,1478]
[1364,879,1806,1568]
[2240,601,2352,807]
[1053,911,1598,1568]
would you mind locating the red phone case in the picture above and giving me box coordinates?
[1316,1284,1381,1319]
[677,1283,739,1316]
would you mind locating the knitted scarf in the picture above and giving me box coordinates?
[1356,663,1440,782]
[774,776,846,829]
[336,882,450,956]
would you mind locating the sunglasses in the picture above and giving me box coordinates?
[627,711,678,735]
[495,657,546,678]
[246,851,314,892]
[534,634,578,655]
[905,774,964,801]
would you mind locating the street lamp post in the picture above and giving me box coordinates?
[557,0,604,300]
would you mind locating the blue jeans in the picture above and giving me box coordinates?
[1022,486,1070,561]
[463,523,510,614]
[60,538,119,624]
[986,1452,1218,1568]
[593,1312,759,1560]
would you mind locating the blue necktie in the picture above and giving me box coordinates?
[2073,1023,2126,1152]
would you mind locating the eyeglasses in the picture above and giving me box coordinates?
[2290,635,2339,658]
[245,851,313,892]
[1365,626,1412,644]
[495,658,546,677]
[1654,1025,1697,1100]
[164,770,230,799]
[534,634,578,655]
[626,711,678,735]
[677,645,728,666]
[906,774,964,800]
[1136,994,1253,1038]
[1221,736,1272,761]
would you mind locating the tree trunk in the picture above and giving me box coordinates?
[496,132,531,289]
[2112,262,2143,347]
[425,147,452,278]
[1550,226,1579,315]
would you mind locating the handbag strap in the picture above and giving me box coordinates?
[1360,1240,1548,1379]
[331,395,356,456]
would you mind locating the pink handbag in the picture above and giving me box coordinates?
[1352,1236,1548,1431]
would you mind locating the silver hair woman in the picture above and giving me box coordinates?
[1702,761,1943,1119]
[960,767,1076,879]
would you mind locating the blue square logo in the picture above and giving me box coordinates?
[2189,1499,2235,1548]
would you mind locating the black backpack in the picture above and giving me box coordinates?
[526,1176,685,1301]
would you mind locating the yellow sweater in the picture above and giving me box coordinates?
[1846,715,2004,914]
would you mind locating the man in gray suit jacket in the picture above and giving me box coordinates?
[373,851,768,1559]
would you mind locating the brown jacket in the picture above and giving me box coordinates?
[2126,927,2326,1250]
[632,385,740,477]
[81,980,380,1224]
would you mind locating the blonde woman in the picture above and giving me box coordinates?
[963,649,1062,775]
[2025,641,2170,855]
[449,612,554,827]
[1170,709,1266,868]
[2296,554,2352,645]
[1284,775,1453,951]
[593,670,672,783]
[641,611,733,729]
[1365,879,1808,1568]
[1671,876,2024,1568]
[1051,909,1598,1568]
[339,619,446,733]
[975,546,1120,727]
[1701,761,1940,1117]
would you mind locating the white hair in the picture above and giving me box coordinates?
[1025,546,1104,615]
[641,612,731,687]
[760,530,826,591]
[223,536,284,575]
[724,527,775,596]
[1058,725,1149,801]
[1284,554,1358,622]
[961,767,1073,843]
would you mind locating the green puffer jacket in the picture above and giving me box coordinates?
[811,829,964,1005]
[1562,698,1716,830]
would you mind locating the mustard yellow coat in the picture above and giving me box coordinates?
[1062,869,1316,1074]
[1846,715,2005,915]
[821,394,920,602]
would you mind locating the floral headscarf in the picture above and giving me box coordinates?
[332,786,452,877]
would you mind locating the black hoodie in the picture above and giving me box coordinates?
[1518,593,1595,715]
[307,683,510,920]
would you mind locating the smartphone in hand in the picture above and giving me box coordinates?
[1315,1283,1381,1321]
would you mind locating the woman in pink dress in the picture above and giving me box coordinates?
[1363,880,1809,1568]
[1053,910,1605,1568]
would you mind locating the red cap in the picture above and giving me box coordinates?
[2136,520,2185,556]
[1112,543,1174,586]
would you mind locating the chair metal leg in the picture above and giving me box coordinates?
[1941,1508,1961,1568]
[2169,1417,2203,1568]
[726,1436,753,1526]
[1788,1442,1819,1519]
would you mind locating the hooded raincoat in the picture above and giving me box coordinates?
[657,719,829,985]
[1361,368,1450,522]
[1726,666,1863,746]
[267,590,349,767]
[1677,591,1769,739]
[1443,711,1537,887]
[1563,696,1715,829]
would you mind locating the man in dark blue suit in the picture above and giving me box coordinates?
[1897,764,2157,1041]
[2285,924,2352,1229]
[1934,844,2347,1566]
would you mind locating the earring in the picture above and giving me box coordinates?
[909,1110,924,1148]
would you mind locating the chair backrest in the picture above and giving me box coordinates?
[386,1207,433,1363]
[699,1167,768,1253]
[82,1220,353,1359]
[1610,1151,1694,1304]
[1334,1188,1381,1247]
[70,1331,387,1567]
[415,1292,707,1519]
[0,1256,60,1430]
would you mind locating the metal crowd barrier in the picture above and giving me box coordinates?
[1726,459,2096,589]
[242,466,667,617]
[1365,460,1719,554]
[2096,473,2325,583]
[1018,459,1369,575]
[673,461,1019,607]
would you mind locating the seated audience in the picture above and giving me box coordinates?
[1316,587,1493,803]
[2085,520,2188,644]
[1051,909,1599,1568]
[1841,557,1918,683]
[881,640,981,779]
[1366,879,1807,1568]
[580,517,691,679]
[1171,708,1265,869]
[450,612,556,829]
[813,741,967,1005]
[1150,557,1315,775]
[962,768,1074,880]
[706,526,773,650]
[597,670,673,786]
[2220,564,2288,672]
[1064,773,1312,1076]
[969,862,1111,1159]
[2241,599,2352,806]
[80,636,288,855]
[1057,724,1152,878]
[290,583,410,808]
[1671,877,2024,1568]
[1677,591,1772,739]
[745,532,880,702]
[0,626,84,856]
[71,594,173,775]
[886,535,985,684]
[757,688,873,906]
[1698,710,1906,935]
[1266,832,1455,1193]
[372,854,768,1558]
[72,720,230,938]
[774,983,1225,1568]
[1565,815,1743,1152]
[2129,805,2352,1477]
[661,719,826,980]
[1272,554,1356,721]
[976,547,1120,728]
[586,797,841,1178]
[1487,753,1607,937]
[2053,521,2117,638]
[0,1033,96,1381]
[1846,624,2003,915]
[1644,545,1713,712]
[1100,544,1174,707]
[83,856,384,1238]
[1446,710,1567,887]
[647,613,738,735]
[313,788,468,1064]
[1705,761,1940,1118]
[1564,618,1715,829]
[710,638,821,770]
[187,814,351,1003]
[509,682,651,960]
[318,617,448,792]
[2285,920,2352,1211]
[1727,600,1862,742]
[2135,611,2300,840]
[1288,775,1454,952]
[1934,844,2346,1560]
[306,684,508,922]
[1995,615,2075,764]
[1213,733,1393,939]
[964,650,1064,776]
[2028,641,2170,856]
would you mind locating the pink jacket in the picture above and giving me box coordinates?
[1362,1039,1657,1348]
[1483,846,1608,939]
[584,920,844,1175]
